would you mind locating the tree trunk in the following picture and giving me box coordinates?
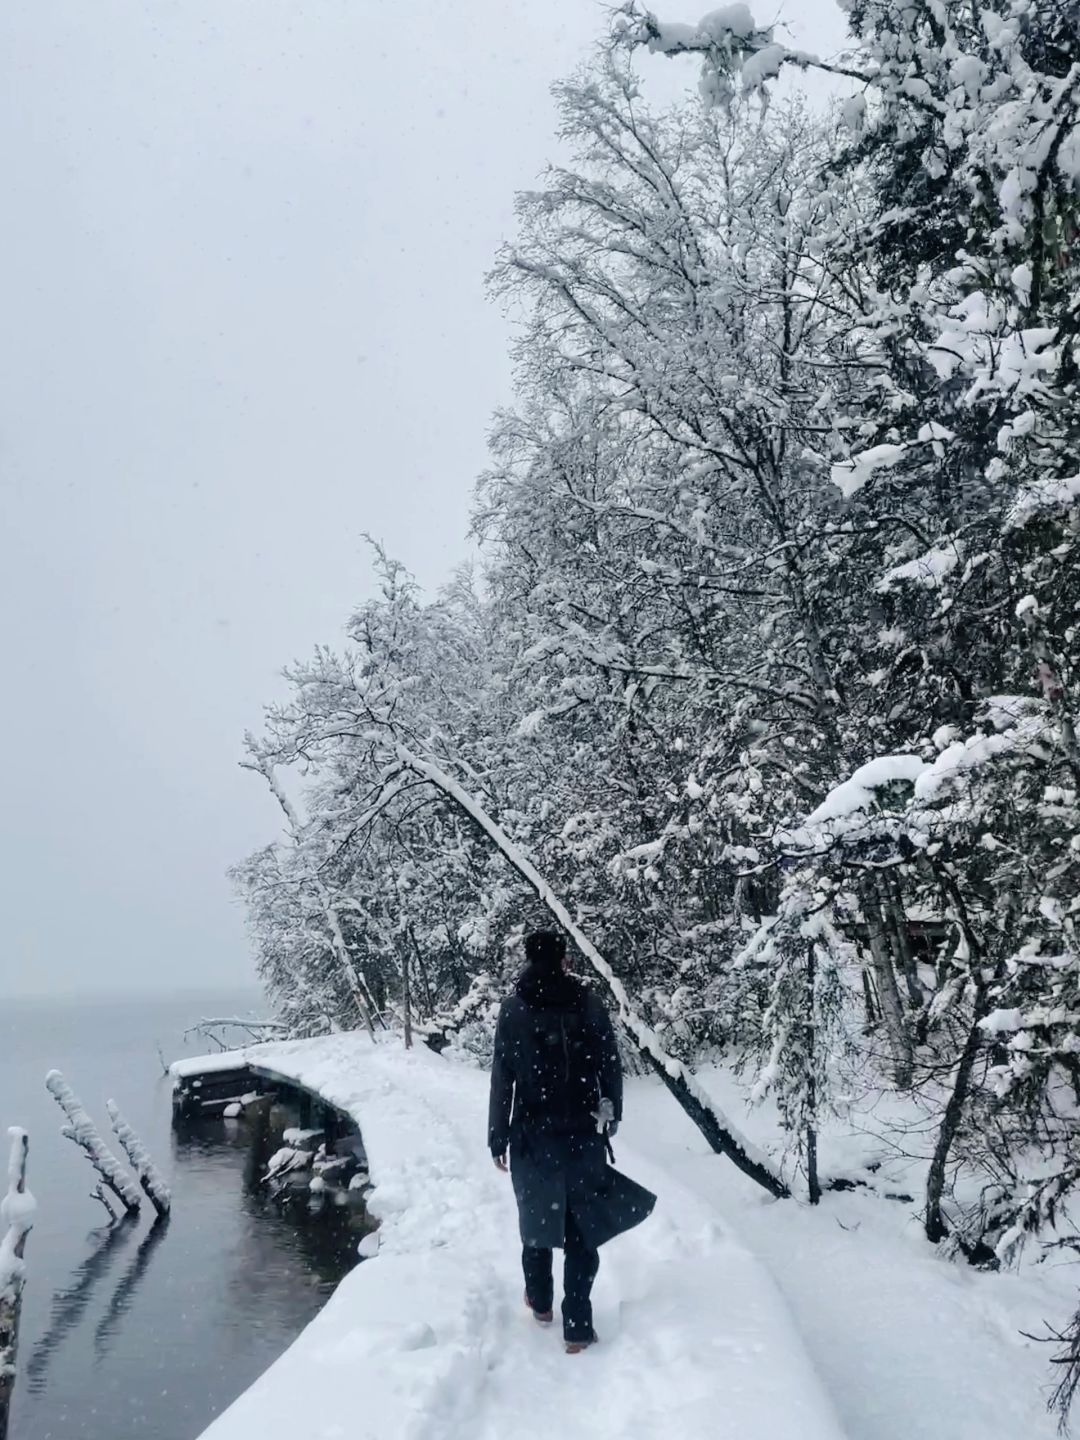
[402,944,413,1051]
[324,905,378,1040]
[806,943,821,1206]
[859,879,914,1088]
[860,968,880,1029]
[880,873,925,1011]
[924,865,998,1248]
[645,1056,789,1199]
[925,993,987,1245]
[408,925,435,1018]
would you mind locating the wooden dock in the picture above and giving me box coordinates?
[170,1051,372,1212]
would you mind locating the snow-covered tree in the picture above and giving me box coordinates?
[236,11,1080,1356]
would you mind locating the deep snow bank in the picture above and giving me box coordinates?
[628,1066,1073,1440]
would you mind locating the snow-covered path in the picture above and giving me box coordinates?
[194,1037,846,1440]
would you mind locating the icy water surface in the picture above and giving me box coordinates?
[0,993,358,1440]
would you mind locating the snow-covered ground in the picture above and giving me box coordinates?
[628,1069,1074,1440]
[192,1036,843,1440]
[187,1037,1075,1440]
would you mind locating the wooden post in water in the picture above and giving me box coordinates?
[0,1127,34,1440]
[46,1072,141,1216]
[106,1103,171,1219]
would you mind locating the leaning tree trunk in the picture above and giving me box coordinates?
[395,745,790,1200]
[925,993,987,1246]
[925,869,996,1249]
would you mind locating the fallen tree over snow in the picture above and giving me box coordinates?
[393,746,790,1199]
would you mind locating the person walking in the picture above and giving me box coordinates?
[488,929,656,1354]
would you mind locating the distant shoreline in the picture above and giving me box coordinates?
[2,986,262,1008]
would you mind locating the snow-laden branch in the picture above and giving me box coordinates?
[617,2,879,109]
[45,1072,141,1215]
[106,1102,171,1218]
[182,1017,289,1054]
[393,744,790,1199]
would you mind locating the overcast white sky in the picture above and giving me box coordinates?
[0,0,850,1000]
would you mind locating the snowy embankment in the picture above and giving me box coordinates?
[629,1069,1072,1440]
[191,1036,845,1440]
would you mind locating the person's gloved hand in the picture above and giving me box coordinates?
[592,1097,616,1134]
[607,1121,619,1139]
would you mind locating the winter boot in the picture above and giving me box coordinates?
[565,1332,598,1355]
[524,1291,553,1325]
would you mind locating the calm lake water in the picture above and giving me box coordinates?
[0,992,357,1440]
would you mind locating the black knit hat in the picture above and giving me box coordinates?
[524,930,566,970]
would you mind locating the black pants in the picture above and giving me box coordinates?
[522,1208,600,1342]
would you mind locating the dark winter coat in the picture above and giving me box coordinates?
[488,965,655,1251]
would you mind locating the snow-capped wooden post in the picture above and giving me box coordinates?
[45,1073,141,1216]
[106,1102,171,1218]
[0,1128,34,1440]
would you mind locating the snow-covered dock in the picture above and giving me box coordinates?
[170,1052,261,1118]
[185,1035,846,1440]
[171,1046,360,1135]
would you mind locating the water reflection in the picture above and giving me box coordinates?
[16,1100,359,1440]
[25,1219,140,1392]
[93,1218,171,1359]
